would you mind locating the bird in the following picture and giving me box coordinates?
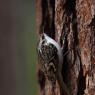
[37,33,70,95]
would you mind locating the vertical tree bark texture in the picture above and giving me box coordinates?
[76,0,95,95]
[36,0,95,95]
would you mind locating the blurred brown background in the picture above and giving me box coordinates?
[0,0,37,95]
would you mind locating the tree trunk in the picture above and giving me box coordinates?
[36,0,95,95]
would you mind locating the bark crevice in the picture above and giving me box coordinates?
[40,0,55,38]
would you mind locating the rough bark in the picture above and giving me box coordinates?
[36,0,95,95]
[76,0,95,95]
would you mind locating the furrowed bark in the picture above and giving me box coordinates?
[76,0,95,94]
[36,0,95,95]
